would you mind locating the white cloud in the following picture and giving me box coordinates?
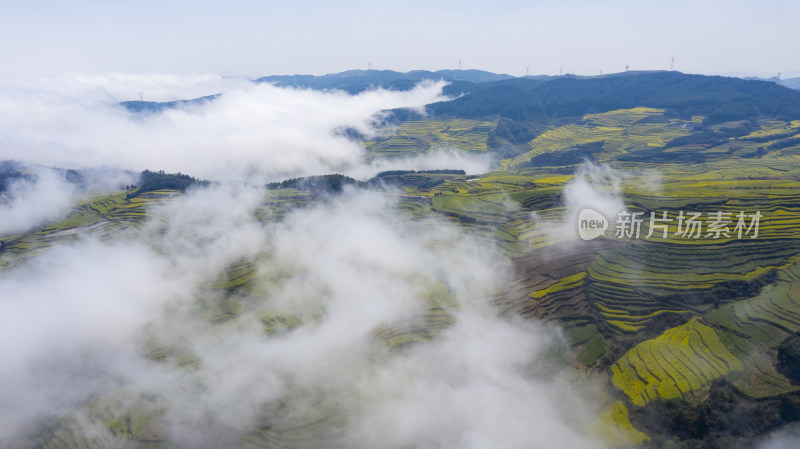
[759,430,800,449]
[563,162,627,224]
[0,166,76,235]
[0,185,606,448]
[0,163,137,236]
[0,74,609,448]
[526,161,663,245]
[0,74,448,182]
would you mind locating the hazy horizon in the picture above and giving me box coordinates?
[1,0,798,79]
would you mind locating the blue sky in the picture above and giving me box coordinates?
[1,0,798,78]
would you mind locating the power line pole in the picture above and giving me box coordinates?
[459,59,462,70]
[671,57,674,71]
[526,67,529,76]
[625,64,629,72]
[560,66,563,76]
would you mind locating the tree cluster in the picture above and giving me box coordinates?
[126,170,208,199]
[266,174,362,193]
[636,379,800,448]
[779,333,800,382]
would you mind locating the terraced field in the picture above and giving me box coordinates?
[591,401,650,446]
[502,108,701,170]
[364,118,496,158]
[706,261,800,397]
[366,110,800,445]
[611,318,743,406]
[7,105,800,448]
[0,190,178,268]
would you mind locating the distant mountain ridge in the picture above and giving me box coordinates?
[119,70,800,131]
[120,94,221,114]
[254,69,516,95]
[781,77,800,90]
[425,71,800,123]
[745,76,800,91]
[118,70,514,113]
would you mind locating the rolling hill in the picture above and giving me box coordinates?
[7,70,800,448]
